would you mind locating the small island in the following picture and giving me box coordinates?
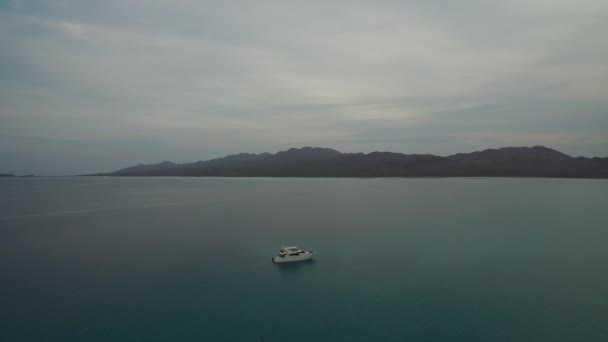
[0,174,37,178]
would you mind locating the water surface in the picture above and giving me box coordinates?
[1,177,607,341]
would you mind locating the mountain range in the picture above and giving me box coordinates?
[97,146,608,178]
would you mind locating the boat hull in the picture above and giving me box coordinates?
[272,251,314,263]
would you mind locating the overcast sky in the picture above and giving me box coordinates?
[1,0,607,175]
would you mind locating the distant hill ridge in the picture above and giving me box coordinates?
[101,146,608,178]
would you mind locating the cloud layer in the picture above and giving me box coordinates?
[1,0,607,174]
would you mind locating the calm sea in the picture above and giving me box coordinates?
[1,177,607,341]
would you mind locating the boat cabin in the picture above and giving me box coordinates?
[279,246,303,256]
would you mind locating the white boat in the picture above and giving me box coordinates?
[272,246,314,263]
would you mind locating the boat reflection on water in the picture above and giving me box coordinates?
[275,258,317,279]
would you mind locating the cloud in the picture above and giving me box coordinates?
[1,0,607,174]
[54,20,85,35]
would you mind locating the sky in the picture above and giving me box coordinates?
[1,0,607,175]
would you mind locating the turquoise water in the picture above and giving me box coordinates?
[1,177,608,341]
